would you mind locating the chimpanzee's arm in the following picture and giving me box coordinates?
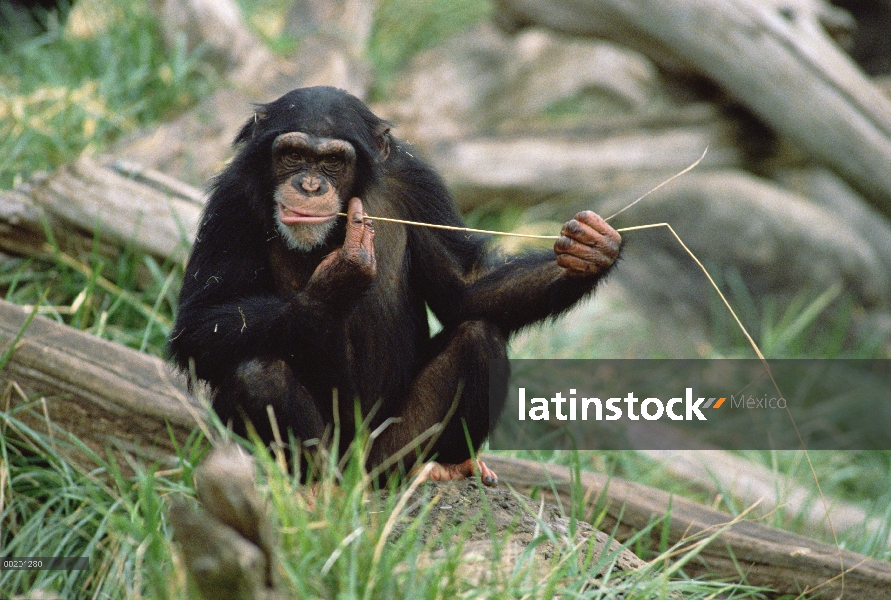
[411,211,621,336]
[460,254,600,334]
[169,199,375,386]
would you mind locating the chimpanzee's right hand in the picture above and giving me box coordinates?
[554,210,621,277]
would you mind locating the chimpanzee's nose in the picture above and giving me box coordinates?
[301,176,321,193]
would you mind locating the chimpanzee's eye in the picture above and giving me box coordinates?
[320,155,341,170]
[278,151,302,166]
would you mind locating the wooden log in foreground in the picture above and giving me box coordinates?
[1,299,890,597]
[0,299,200,466]
[483,455,891,598]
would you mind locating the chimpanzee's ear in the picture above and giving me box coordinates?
[374,122,391,162]
[234,106,268,145]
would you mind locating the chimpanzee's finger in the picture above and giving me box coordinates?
[555,230,617,263]
[359,216,375,258]
[343,197,366,250]
[572,211,622,247]
[356,214,376,269]
[556,251,613,276]
[554,233,612,261]
[560,218,599,245]
[560,214,621,247]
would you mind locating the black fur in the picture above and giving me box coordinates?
[169,86,617,473]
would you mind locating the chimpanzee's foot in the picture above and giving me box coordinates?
[415,458,498,487]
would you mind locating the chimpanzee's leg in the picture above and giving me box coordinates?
[213,358,328,447]
[370,319,508,485]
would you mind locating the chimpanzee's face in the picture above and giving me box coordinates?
[271,131,357,251]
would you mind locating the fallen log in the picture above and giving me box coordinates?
[1,298,889,597]
[641,448,891,547]
[432,124,743,210]
[495,0,891,215]
[30,158,203,262]
[0,157,204,265]
[483,455,891,599]
[0,299,199,467]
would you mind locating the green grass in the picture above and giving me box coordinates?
[0,0,202,354]
[735,450,891,558]
[0,0,212,189]
[233,0,299,54]
[0,405,204,598]
[1,405,772,599]
[368,0,492,99]
[705,266,885,359]
[1,240,182,357]
[1,0,890,597]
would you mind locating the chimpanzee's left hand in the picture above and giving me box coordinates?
[305,197,376,301]
[554,211,622,277]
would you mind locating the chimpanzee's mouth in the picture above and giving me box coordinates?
[278,204,336,225]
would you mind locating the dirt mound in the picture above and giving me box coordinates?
[395,479,644,584]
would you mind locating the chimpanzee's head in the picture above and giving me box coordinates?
[233,86,391,251]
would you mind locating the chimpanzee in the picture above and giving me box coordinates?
[169,86,621,485]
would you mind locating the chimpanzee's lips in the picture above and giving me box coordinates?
[278,204,336,225]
